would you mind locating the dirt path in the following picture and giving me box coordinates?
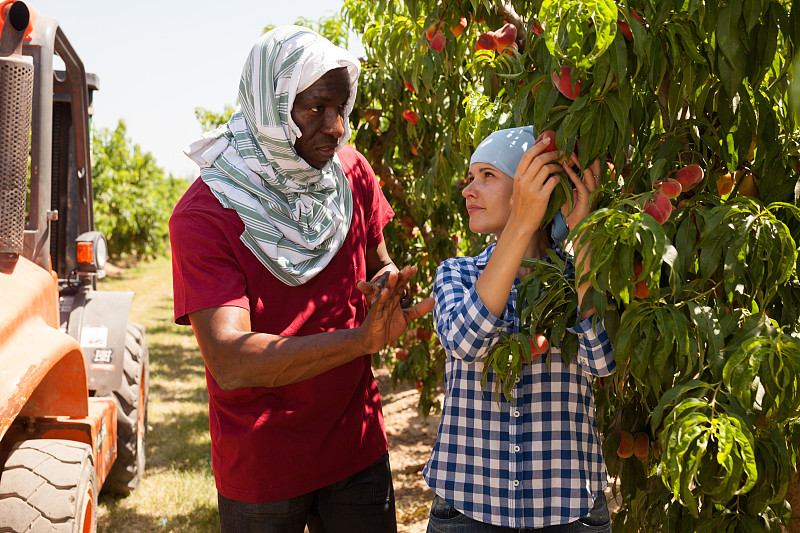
[375,369,441,533]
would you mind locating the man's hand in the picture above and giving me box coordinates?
[359,270,413,308]
[355,265,435,353]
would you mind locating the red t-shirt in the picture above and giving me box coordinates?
[169,146,394,502]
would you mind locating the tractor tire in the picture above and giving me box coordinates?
[0,439,97,533]
[100,322,149,495]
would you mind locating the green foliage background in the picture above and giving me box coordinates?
[342,0,800,531]
[92,120,186,260]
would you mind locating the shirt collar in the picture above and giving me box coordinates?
[474,242,497,267]
[472,240,568,268]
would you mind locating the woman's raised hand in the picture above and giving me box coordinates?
[510,136,565,230]
[561,154,602,230]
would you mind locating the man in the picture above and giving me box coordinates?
[169,26,433,532]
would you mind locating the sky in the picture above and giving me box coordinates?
[30,0,365,179]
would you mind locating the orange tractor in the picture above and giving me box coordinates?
[0,2,149,531]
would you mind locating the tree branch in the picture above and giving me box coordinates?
[367,138,434,245]
[497,2,527,48]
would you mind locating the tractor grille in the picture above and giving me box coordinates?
[0,55,33,255]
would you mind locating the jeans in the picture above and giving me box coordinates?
[426,494,611,533]
[217,452,397,533]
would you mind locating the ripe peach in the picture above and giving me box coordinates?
[530,20,544,36]
[425,21,442,40]
[451,17,468,38]
[643,192,673,224]
[654,177,682,199]
[617,430,635,458]
[746,136,756,161]
[635,280,650,299]
[417,327,432,342]
[396,348,409,362]
[631,5,645,24]
[552,66,582,100]
[402,110,419,124]
[675,164,704,192]
[716,172,733,195]
[607,161,617,182]
[633,432,649,461]
[404,79,416,92]
[475,31,496,51]
[500,41,518,56]
[430,32,446,53]
[737,171,759,198]
[494,22,517,53]
[536,130,557,153]
[400,215,416,230]
[633,260,650,298]
[528,334,549,363]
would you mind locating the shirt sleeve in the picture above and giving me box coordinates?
[169,207,250,325]
[356,150,394,249]
[432,259,512,363]
[567,315,616,377]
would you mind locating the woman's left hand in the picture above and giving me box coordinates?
[561,155,602,230]
[560,156,602,317]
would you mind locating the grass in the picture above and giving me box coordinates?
[97,255,219,532]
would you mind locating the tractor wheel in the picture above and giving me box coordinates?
[0,439,96,533]
[100,322,149,495]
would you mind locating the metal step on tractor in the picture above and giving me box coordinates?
[0,2,150,531]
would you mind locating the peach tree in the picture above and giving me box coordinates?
[342,0,800,530]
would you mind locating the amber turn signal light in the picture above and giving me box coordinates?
[76,241,93,264]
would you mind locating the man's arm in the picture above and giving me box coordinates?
[190,266,433,390]
[363,240,414,307]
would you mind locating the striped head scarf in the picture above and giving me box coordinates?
[185,26,360,286]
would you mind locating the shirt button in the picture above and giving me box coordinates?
[513,410,520,417]
[513,480,520,487]
[515,376,520,383]
[514,445,520,452]
[576,332,585,338]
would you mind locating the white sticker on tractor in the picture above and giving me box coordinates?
[81,326,108,348]
[59,295,74,313]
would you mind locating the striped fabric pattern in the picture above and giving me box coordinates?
[185,26,361,286]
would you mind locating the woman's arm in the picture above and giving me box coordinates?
[475,141,564,317]
[433,259,514,363]
[568,315,616,377]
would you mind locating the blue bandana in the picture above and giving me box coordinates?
[469,126,538,178]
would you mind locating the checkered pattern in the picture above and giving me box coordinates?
[423,243,616,529]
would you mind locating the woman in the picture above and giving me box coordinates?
[424,126,616,532]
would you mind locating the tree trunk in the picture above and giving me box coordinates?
[787,470,800,532]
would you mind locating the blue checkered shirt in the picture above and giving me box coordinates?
[423,243,616,529]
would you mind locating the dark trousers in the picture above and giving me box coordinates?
[427,494,612,533]
[217,452,397,533]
